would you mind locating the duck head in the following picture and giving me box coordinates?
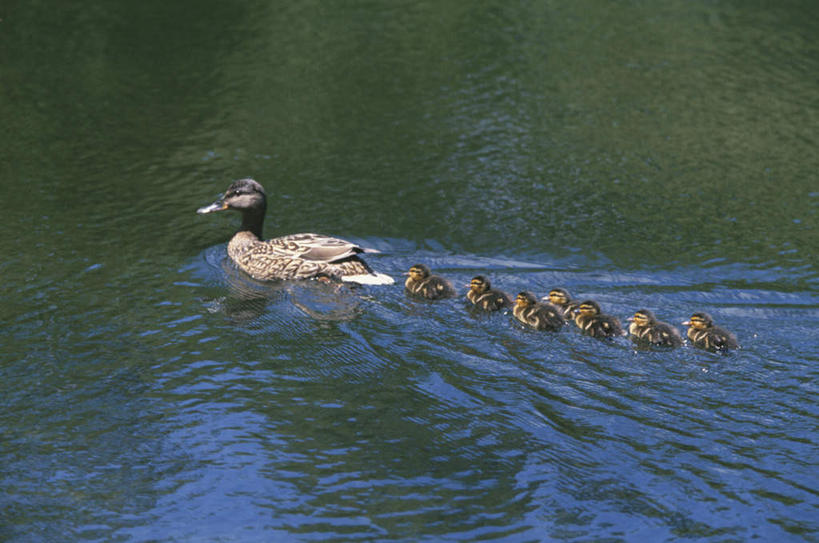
[198,178,267,237]
[547,288,571,305]
[576,300,601,316]
[683,312,713,330]
[515,291,537,309]
[405,264,431,282]
[198,178,266,214]
[629,309,657,326]
[468,275,490,294]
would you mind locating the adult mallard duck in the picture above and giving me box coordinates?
[404,264,455,299]
[197,178,393,284]
[627,309,683,347]
[466,275,512,311]
[542,288,581,319]
[682,312,739,351]
[573,300,624,338]
[513,291,565,331]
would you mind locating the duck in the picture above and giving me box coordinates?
[682,312,739,351]
[404,264,456,299]
[466,275,513,311]
[197,178,393,284]
[542,288,581,319]
[627,309,683,347]
[513,291,565,331]
[573,300,624,338]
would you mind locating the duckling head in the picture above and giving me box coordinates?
[629,309,657,326]
[516,291,537,308]
[406,264,431,282]
[683,312,713,330]
[547,288,571,305]
[576,300,601,316]
[468,275,490,294]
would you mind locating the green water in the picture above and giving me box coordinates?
[1,1,817,541]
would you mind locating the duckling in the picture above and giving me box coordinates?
[683,312,739,351]
[573,300,624,338]
[627,309,683,348]
[404,264,456,299]
[197,178,393,284]
[466,275,513,311]
[513,291,565,331]
[542,288,581,319]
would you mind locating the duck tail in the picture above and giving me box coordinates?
[341,272,395,285]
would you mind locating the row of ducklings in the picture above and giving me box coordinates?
[404,264,739,351]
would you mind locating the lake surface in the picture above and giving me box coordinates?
[1,1,817,541]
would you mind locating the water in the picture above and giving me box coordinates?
[1,1,817,541]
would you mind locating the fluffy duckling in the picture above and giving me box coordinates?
[573,300,624,338]
[404,264,456,300]
[542,288,581,319]
[513,291,565,331]
[627,309,683,348]
[197,178,393,284]
[466,275,513,311]
[683,312,739,351]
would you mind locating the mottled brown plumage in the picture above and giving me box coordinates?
[197,178,393,284]
[683,312,739,351]
[466,276,512,311]
[627,309,683,347]
[404,264,455,299]
[573,300,624,338]
[542,288,581,319]
[513,291,565,331]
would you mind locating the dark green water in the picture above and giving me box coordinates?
[1,1,817,541]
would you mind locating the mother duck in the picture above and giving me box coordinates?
[197,178,393,284]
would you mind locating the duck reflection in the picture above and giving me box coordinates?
[212,256,363,324]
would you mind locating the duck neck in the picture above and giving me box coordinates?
[239,207,265,239]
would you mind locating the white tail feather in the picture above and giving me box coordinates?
[341,272,394,285]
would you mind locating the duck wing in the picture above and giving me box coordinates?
[589,316,623,338]
[648,323,683,347]
[710,327,739,350]
[534,305,565,330]
[264,233,373,262]
[233,251,332,281]
[420,276,456,299]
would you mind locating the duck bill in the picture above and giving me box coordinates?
[682,320,691,326]
[197,200,228,214]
